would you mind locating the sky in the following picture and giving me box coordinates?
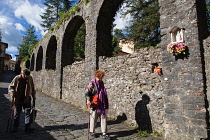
[0,0,130,61]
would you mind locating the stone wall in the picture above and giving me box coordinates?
[62,61,86,107]
[32,70,58,98]
[60,47,164,133]
[204,36,210,112]
[159,0,208,139]
[99,48,164,132]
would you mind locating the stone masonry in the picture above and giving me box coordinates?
[0,71,163,140]
[30,0,209,139]
[204,36,210,112]
[159,0,209,139]
[61,47,163,133]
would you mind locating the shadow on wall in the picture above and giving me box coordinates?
[135,94,152,132]
[116,113,127,122]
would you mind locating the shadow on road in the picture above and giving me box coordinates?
[43,112,137,139]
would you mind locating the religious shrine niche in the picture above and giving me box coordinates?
[170,26,185,43]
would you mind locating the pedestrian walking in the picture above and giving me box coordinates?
[85,70,110,139]
[8,68,36,133]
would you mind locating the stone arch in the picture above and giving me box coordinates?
[62,15,85,67]
[30,53,35,71]
[36,46,43,71]
[96,0,159,132]
[45,35,57,70]
[96,0,124,57]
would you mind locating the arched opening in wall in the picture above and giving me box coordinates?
[96,0,124,57]
[45,35,57,70]
[74,23,86,61]
[97,0,160,58]
[36,46,43,71]
[96,0,161,131]
[25,59,30,69]
[30,53,35,71]
[60,15,85,99]
[62,15,85,67]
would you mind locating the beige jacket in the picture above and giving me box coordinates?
[8,75,36,105]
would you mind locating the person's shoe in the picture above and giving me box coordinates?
[11,127,18,133]
[100,134,110,139]
[90,132,96,138]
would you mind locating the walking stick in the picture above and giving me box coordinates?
[6,97,15,133]
[88,109,90,140]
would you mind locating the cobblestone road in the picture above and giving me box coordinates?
[0,71,162,140]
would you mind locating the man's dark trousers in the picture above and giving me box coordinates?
[14,102,31,128]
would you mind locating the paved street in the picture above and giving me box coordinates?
[0,71,162,140]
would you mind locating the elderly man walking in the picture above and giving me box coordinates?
[8,68,36,133]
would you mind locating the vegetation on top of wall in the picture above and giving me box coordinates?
[136,43,160,51]
[69,10,76,16]
[72,5,80,12]
[55,5,81,30]
[34,43,39,49]
[147,44,160,49]
[49,27,54,31]
[40,0,74,32]
[30,4,81,59]
[83,0,89,4]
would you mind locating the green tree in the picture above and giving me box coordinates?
[114,28,125,40]
[18,25,38,61]
[62,0,72,12]
[122,0,160,48]
[40,0,74,31]
[74,24,86,59]
[112,28,125,53]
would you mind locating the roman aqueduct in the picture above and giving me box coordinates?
[28,0,209,139]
